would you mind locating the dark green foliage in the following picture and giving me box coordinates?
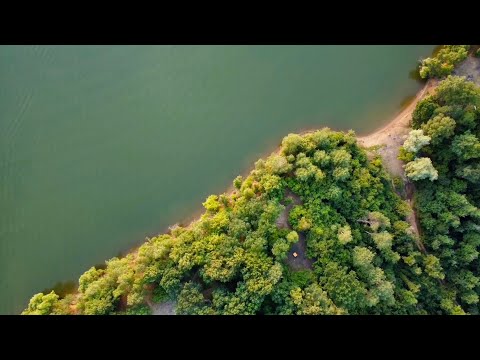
[412,96,440,128]
[406,76,480,314]
[421,114,456,145]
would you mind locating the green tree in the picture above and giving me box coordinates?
[203,195,221,212]
[419,46,469,79]
[424,255,445,280]
[281,133,306,156]
[403,129,431,153]
[337,225,352,245]
[412,96,439,128]
[286,231,299,244]
[371,231,393,251]
[435,75,480,106]
[421,114,456,145]
[176,282,208,315]
[22,291,60,315]
[451,132,480,161]
[233,175,243,189]
[294,284,345,315]
[404,157,438,181]
[352,246,375,268]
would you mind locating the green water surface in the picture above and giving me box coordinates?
[0,45,435,314]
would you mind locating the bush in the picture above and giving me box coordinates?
[419,45,470,79]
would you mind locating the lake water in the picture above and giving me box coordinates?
[0,45,435,314]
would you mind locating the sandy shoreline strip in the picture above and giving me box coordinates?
[63,78,441,314]
[177,79,438,232]
[149,80,438,313]
[357,79,437,178]
[358,79,435,147]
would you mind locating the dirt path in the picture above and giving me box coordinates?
[454,55,480,86]
[357,80,439,252]
[277,189,313,270]
[405,182,426,253]
[276,189,302,229]
[286,232,313,270]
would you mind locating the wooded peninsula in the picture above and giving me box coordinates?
[23,45,480,315]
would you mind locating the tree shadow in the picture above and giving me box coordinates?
[41,280,76,298]
[408,45,444,83]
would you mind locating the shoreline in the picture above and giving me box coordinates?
[357,79,435,147]
[141,79,439,256]
[172,81,436,238]
[357,79,437,179]
[40,78,439,313]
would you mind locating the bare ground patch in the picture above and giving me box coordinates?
[148,301,176,315]
[454,56,480,86]
[276,189,313,270]
[286,232,313,270]
[276,189,302,229]
[357,81,439,251]
[357,80,437,180]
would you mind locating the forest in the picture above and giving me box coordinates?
[399,75,480,314]
[22,48,480,315]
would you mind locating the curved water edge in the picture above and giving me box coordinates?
[0,45,437,314]
[41,74,439,313]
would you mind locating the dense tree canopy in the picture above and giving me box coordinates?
[24,126,447,315]
[401,75,480,314]
[23,74,480,315]
[419,45,470,79]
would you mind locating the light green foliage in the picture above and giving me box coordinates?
[79,267,104,293]
[331,148,352,166]
[176,282,208,315]
[233,175,243,190]
[281,133,306,156]
[419,45,469,79]
[272,239,290,260]
[421,114,456,145]
[337,225,352,245]
[25,123,463,315]
[265,154,293,175]
[293,284,345,315]
[22,291,60,315]
[398,147,415,162]
[352,247,375,268]
[403,129,431,153]
[286,231,299,244]
[371,231,393,251]
[370,212,390,231]
[405,157,438,181]
[435,75,480,106]
[203,195,221,212]
[424,255,445,280]
[313,150,331,167]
